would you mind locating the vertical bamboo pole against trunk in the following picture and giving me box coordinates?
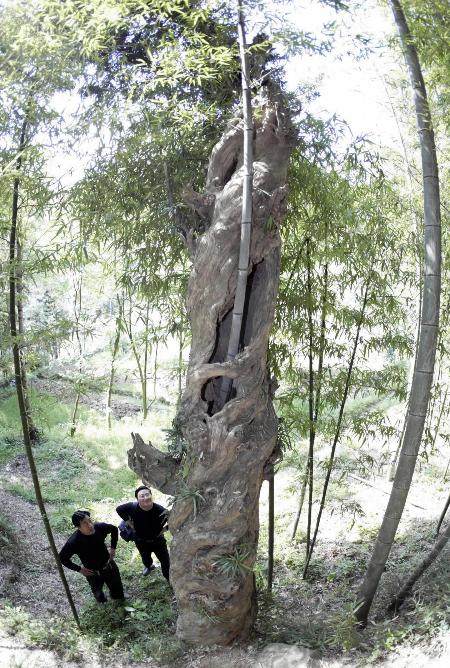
[356,0,441,625]
[177,329,184,406]
[218,0,253,409]
[142,297,151,420]
[153,341,158,399]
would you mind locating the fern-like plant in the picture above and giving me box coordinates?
[175,486,205,518]
[213,544,254,578]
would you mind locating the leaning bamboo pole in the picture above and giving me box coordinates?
[9,116,80,629]
[356,0,441,625]
[388,522,450,613]
[435,490,450,537]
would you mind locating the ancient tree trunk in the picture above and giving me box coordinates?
[356,0,441,625]
[128,82,294,643]
[388,522,450,613]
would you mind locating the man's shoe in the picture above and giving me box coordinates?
[142,565,156,576]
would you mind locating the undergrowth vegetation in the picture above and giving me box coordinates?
[0,385,448,665]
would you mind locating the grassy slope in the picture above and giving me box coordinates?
[0,388,181,665]
[0,387,448,666]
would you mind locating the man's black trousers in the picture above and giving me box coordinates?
[135,537,170,581]
[86,560,124,603]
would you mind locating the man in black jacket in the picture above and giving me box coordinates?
[116,486,170,581]
[59,510,124,603]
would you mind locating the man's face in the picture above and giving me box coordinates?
[137,488,153,511]
[78,516,95,535]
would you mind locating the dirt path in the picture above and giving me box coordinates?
[0,486,82,619]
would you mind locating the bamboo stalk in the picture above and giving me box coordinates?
[16,238,39,443]
[70,276,83,437]
[303,277,371,577]
[267,468,274,591]
[69,392,81,438]
[356,0,441,625]
[305,239,314,556]
[429,385,448,454]
[107,311,121,430]
[435,491,450,537]
[8,116,80,629]
[291,464,308,540]
[121,292,147,419]
[388,522,450,613]
[218,0,253,408]
[292,250,328,541]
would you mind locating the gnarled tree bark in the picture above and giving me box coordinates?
[128,81,295,644]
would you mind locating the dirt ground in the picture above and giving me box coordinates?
[1,465,448,668]
[0,389,448,667]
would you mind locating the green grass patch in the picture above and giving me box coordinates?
[0,388,172,549]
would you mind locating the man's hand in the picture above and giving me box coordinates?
[109,547,116,559]
[126,519,134,529]
[80,567,94,577]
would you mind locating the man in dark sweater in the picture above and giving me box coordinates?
[59,510,124,603]
[116,486,170,581]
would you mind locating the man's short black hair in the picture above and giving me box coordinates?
[134,485,151,498]
[72,510,91,527]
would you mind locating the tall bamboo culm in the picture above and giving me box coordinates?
[267,468,275,591]
[356,0,441,625]
[9,117,80,629]
[218,0,253,408]
[303,277,371,577]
